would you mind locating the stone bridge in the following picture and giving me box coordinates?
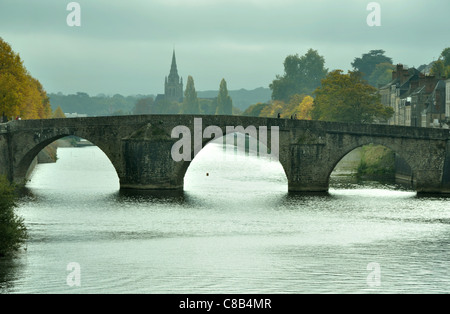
[1,115,450,194]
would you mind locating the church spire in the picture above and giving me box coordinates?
[164,49,183,102]
[168,49,179,82]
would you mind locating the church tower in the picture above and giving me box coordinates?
[164,50,183,102]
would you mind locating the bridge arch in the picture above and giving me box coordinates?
[14,132,121,186]
[177,127,288,189]
[325,139,415,187]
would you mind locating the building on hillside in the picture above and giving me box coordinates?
[65,113,88,118]
[379,64,448,128]
[379,64,422,126]
[423,79,447,128]
[155,50,184,103]
[446,79,450,121]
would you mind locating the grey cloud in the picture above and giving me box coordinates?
[0,0,449,95]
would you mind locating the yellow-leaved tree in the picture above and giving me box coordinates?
[52,106,66,119]
[255,94,314,119]
[0,37,51,120]
[296,95,314,120]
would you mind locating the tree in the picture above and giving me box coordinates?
[430,47,450,78]
[133,97,154,115]
[243,102,270,117]
[430,60,448,78]
[216,79,233,115]
[183,76,199,114]
[296,95,314,120]
[52,106,66,118]
[0,37,52,120]
[440,47,450,67]
[199,98,217,115]
[351,49,393,83]
[312,70,393,124]
[368,62,395,87]
[270,49,328,101]
[0,176,27,257]
[260,100,285,118]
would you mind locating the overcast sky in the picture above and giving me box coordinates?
[1,0,449,95]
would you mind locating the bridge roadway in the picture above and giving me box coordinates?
[1,115,450,194]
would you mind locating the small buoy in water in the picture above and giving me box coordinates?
[206,173,209,176]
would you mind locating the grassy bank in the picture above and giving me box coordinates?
[0,176,27,257]
[357,144,395,180]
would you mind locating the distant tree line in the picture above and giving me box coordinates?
[49,92,146,117]
[132,77,236,116]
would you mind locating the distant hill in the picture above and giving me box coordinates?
[198,87,271,111]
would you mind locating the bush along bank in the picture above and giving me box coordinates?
[0,176,28,257]
[356,144,395,181]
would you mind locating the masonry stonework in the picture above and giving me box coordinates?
[1,116,450,194]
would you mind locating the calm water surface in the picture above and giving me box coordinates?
[1,141,449,294]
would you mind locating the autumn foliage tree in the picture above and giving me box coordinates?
[52,106,66,119]
[0,37,51,120]
[296,96,314,120]
[244,94,314,120]
[312,70,393,124]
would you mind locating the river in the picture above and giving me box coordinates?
[0,140,449,294]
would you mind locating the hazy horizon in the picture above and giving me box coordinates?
[1,0,449,96]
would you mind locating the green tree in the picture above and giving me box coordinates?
[440,47,450,67]
[0,176,27,257]
[312,70,393,124]
[368,62,395,87]
[199,98,217,115]
[430,48,450,78]
[351,50,393,83]
[270,49,328,101]
[52,106,66,118]
[216,79,233,115]
[243,102,270,117]
[183,76,199,114]
[0,37,51,120]
[152,99,182,114]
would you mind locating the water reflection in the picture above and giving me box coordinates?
[1,146,449,294]
[0,255,25,294]
[330,176,414,192]
[116,189,187,204]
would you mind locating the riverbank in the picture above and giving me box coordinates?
[332,145,412,184]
